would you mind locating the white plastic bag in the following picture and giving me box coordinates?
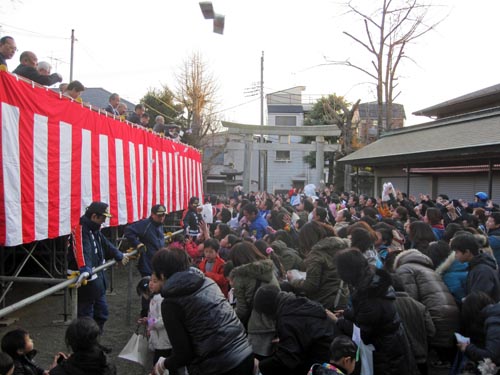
[352,324,375,375]
[118,329,149,367]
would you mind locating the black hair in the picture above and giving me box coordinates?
[335,248,370,286]
[330,335,358,362]
[361,206,378,220]
[65,317,100,352]
[253,284,280,316]
[0,352,13,375]
[0,36,14,45]
[67,80,84,92]
[225,234,242,248]
[350,228,374,253]
[442,223,464,243]
[136,276,151,297]
[359,216,377,227]
[425,207,442,226]
[152,248,190,279]
[395,206,408,221]
[219,208,232,223]
[373,222,394,246]
[490,212,500,226]
[298,221,328,254]
[215,223,231,239]
[315,207,328,222]
[450,233,479,256]
[223,261,234,278]
[203,238,220,252]
[303,199,314,213]
[426,240,451,269]
[1,328,28,357]
[461,291,495,339]
[229,242,267,267]
[242,203,259,216]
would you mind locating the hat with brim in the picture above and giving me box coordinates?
[151,204,166,215]
[86,201,112,217]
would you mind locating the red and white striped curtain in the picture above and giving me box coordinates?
[0,71,203,247]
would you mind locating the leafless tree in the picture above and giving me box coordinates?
[174,51,227,189]
[330,0,445,134]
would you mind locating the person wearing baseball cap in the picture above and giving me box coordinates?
[67,201,129,333]
[124,203,167,317]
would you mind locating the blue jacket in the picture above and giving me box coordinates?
[249,214,268,240]
[124,217,165,275]
[68,216,123,297]
[435,252,468,305]
[488,228,500,267]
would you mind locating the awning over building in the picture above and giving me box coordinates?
[339,106,500,167]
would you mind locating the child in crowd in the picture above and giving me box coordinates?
[198,238,228,296]
[140,272,172,365]
[136,276,151,318]
[307,336,358,375]
[0,352,14,375]
[49,317,115,375]
[1,328,48,375]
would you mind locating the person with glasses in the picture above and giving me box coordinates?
[124,204,167,316]
[0,36,17,71]
[67,201,129,333]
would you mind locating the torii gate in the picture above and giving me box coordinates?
[222,121,341,192]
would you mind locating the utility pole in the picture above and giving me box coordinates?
[260,51,268,192]
[70,29,75,82]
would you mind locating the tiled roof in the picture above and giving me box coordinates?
[413,83,500,118]
[339,106,500,166]
[79,88,136,111]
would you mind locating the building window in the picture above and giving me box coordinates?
[203,148,224,165]
[276,150,290,161]
[275,116,297,126]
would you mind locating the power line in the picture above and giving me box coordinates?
[214,97,260,115]
[0,23,68,40]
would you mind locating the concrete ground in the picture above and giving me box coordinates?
[0,264,147,375]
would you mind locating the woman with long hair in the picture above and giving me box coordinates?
[229,242,279,358]
[408,221,436,253]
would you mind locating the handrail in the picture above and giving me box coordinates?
[0,228,184,320]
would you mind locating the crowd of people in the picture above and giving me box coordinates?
[2,185,500,374]
[0,35,182,141]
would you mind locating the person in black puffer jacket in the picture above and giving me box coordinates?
[334,248,412,375]
[151,248,254,375]
[459,292,500,367]
[254,285,335,375]
[49,317,115,375]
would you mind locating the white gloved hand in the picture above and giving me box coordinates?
[75,272,89,288]
[121,254,130,266]
[152,357,168,375]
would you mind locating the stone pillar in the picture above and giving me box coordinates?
[315,136,325,187]
[243,134,253,193]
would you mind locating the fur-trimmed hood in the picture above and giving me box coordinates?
[394,249,433,270]
[230,259,275,283]
[435,251,456,275]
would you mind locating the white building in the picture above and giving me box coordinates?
[204,86,340,195]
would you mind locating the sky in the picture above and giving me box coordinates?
[1,0,499,127]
